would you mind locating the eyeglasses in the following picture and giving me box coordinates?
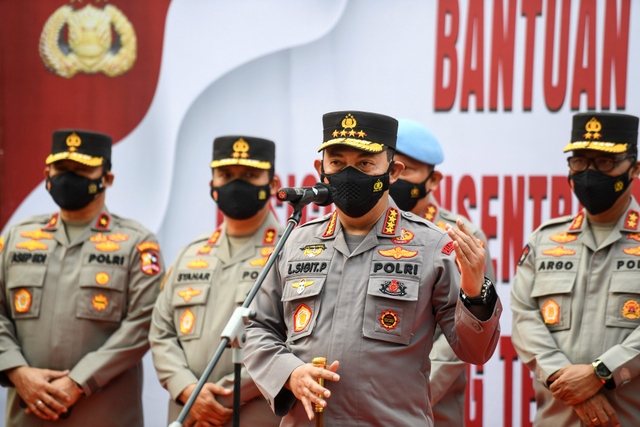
[567,154,636,173]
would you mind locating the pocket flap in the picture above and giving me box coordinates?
[282,277,326,302]
[531,275,576,297]
[367,277,419,301]
[6,266,47,288]
[79,268,126,291]
[609,273,640,293]
[235,282,254,304]
[171,284,210,307]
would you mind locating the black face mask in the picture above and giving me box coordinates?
[389,172,432,211]
[321,164,392,218]
[211,179,271,220]
[47,172,105,211]
[569,167,632,215]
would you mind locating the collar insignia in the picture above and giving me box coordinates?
[382,207,399,235]
[45,213,59,230]
[627,233,640,242]
[208,228,222,245]
[569,211,584,231]
[95,213,110,230]
[423,203,438,222]
[263,228,277,245]
[625,210,639,230]
[323,211,338,237]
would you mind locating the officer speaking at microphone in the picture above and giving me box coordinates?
[149,136,283,427]
[243,111,502,426]
[389,118,496,427]
[0,130,164,426]
[512,113,640,427]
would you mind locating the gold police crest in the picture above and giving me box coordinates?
[39,2,137,78]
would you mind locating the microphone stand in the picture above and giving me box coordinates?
[169,191,318,427]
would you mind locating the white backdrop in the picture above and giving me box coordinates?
[3,1,639,426]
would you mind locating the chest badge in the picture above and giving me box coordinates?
[291,278,315,295]
[378,246,418,260]
[16,240,49,251]
[91,294,109,311]
[293,304,312,332]
[380,279,406,297]
[187,259,209,269]
[180,309,195,334]
[627,233,640,242]
[391,229,414,244]
[14,289,32,313]
[20,229,54,240]
[249,257,268,267]
[541,299,560,325]
[549,232,578,243]
[178,287,203,303]
[622,300,640,320]
[622,245,640,256]
[197,246,212,255]
[542,246,576,257]
[95,241,121,252]
[379,310,399,331]
[95,272,110,286]
[301,244,326,257]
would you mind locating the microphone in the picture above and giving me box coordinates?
[276,183,334,207]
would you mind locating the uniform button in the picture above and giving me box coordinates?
[472,323,481,332]
[496,307,500,315]
[402,212,413,218]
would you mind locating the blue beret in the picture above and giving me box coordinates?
[396,119,444,165]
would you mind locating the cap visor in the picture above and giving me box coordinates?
[210,158,271,169]
[45,152,104,167]
[563,141,628,153]
[318,138,386,153]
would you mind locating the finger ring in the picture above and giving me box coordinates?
[36,400,43,406]
[592,418,598,422]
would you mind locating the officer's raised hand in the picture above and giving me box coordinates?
[286,360,340,420]
[445,219,486,297]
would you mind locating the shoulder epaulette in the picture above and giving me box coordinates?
[401,211,447,235]
[298,212,334,229]
[536,214,575,233]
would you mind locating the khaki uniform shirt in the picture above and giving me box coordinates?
[149,212,283,426]
[511,197,640,426]
[0,207,164,427]
[422,196,496,427]
[244,200,502,427]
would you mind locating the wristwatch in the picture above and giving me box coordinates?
[460,277,497,307]
[592,359,616,390]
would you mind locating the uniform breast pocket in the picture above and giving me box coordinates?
[6,265,47,320]
[531,274,575,332]
[606,273,640,329]
[282,277,325,342]
[171,284,210,341]
[76,267,127,323]
[362,277,419,345]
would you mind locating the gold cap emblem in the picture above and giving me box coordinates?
[66,132,82,152]
[232,138,250,158]
[342,114,357,129]
[584,117,602,140]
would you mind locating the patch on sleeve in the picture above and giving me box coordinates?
[137,241,160,252]
[441,241,454,256]
[140,251,161,275]
[518,244,530,266]
[293,304,312,332]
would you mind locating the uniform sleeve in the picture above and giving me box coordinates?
[215,366,263,407]
[473,228,496,284]
[510,235,571,385]
[148,255,199,402]
[244,253,305,417]
[432,234,502,366]
[68,233,164,396]
[428,327,467,405]
[598,329,640,387]
[0,232,29,385]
